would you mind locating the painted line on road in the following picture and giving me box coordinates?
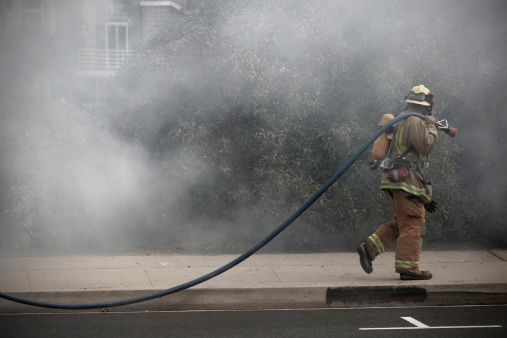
[401,316,430,327]
[360,317,502,330]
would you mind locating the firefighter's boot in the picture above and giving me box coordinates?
[357,241,375,274]
[399,270,433,280]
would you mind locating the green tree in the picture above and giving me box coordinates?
[102,0,486,250]
[4,0,505,251]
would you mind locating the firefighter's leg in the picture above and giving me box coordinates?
[393,190,425,274]
[366,190,399,257]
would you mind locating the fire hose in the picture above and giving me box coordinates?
[0,112,456,310]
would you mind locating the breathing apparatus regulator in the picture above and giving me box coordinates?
[371,85,458,169]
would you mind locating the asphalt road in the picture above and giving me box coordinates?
[1,305,505,338]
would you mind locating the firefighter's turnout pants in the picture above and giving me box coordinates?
[366,189,426,274]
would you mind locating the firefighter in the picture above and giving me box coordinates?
[358,85,438,280]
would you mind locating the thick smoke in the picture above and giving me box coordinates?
[0,0,506,252]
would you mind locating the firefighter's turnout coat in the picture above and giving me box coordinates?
[380,112,438,202]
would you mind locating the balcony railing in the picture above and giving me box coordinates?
[77,49,132,75]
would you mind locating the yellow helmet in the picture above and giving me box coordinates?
[405,85,434,107]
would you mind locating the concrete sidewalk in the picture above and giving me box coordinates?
[1,250,506,313]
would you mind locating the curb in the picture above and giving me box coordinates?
[2,284,507,313]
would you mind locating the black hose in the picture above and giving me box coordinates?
[0,113,425,309]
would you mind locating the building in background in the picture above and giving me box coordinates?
[0,0,186,103]
[140,1,183,42]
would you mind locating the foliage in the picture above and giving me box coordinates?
[102,0,494,250]
[2,0,505,250]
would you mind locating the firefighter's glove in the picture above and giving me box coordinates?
[424,200,438,213]
[424,115,436,125]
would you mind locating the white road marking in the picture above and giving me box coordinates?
[360,325,502,330]
[401,317,430,328]
[359,316,502,330]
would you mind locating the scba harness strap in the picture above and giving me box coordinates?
[382,146,438,213]
[392,147,439,213]
[380,147,416,182]
[379,147,416,172]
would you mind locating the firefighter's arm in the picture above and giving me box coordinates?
[408,116,438,155]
